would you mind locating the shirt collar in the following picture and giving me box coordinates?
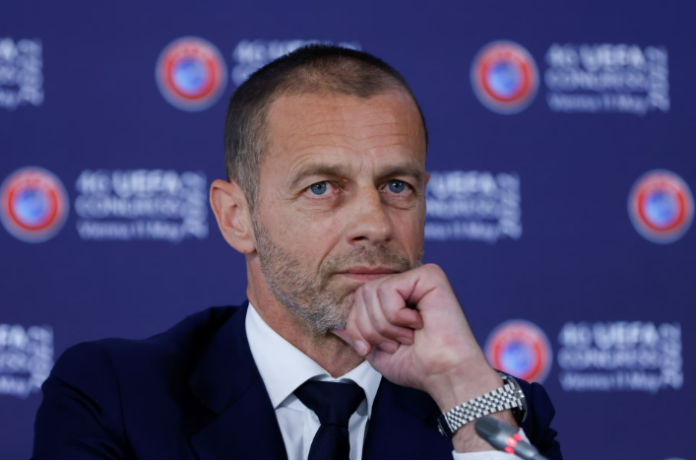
[245,302,382,415]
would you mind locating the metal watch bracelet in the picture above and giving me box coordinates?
[436,372,527,439]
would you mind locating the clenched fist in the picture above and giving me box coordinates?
[332,264,516,451]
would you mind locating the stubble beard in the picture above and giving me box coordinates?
[253,218,423,338]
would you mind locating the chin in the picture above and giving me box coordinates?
[331,275,367,292]
[328,291,357,329]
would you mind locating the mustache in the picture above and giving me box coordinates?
[320,246,414,277]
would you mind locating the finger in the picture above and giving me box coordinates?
[348,297,374,356]
[369,282,424,330]
[331,290,372,356]
[331,309,372,356]
[362,284,415,345]
[330,328,351,344]
[375,266,455,325]
[331,328,370,357]
[355,290,400,354]
[384,294,423,330]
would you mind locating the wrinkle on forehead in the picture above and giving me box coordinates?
[265,91,426,163]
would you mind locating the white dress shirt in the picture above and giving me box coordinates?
[245,302,526,460]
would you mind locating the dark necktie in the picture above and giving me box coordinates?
[293,380,366,460]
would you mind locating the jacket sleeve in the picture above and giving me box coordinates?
[525,382,562,460]
[32,341,133,460]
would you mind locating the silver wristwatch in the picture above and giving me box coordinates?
[436,372,527,439]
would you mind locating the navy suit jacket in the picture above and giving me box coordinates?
[33,302,562,459]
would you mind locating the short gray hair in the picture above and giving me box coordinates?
[223,44,428,211]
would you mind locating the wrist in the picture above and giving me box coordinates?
[433,367,523,451]
[426,359,503,413]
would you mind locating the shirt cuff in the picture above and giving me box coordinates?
[452,428,529,460]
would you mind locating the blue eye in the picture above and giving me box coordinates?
[310,182,328,195]
[387,180,406,193]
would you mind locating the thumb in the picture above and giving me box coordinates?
[330,328,371,356]
[330,328,352,344]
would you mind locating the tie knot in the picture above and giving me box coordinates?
[294,380,366,427]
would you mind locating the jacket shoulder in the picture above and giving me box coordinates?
[34,306,242,459]
[49,305,240,387]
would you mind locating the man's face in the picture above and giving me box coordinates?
[253,90,428,336]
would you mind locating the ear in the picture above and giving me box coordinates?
[209,179,256,254]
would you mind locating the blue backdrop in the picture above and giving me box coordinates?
[1,1,694,459]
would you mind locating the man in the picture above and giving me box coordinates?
[33,45,561,460]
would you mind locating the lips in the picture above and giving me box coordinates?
[337,266,399,281]
[341,266,398,275]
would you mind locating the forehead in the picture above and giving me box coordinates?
[264,91,426,165]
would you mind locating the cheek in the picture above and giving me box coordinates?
[388,203,426,247]
[266,205,343,254]
[392,211,423,238]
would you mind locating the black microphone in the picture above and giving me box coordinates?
[475,415,547,460]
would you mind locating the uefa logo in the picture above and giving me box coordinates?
[0,167,69,243]
[471,41,539,114]
[628,170,693,244]
[156,37,228,112]
[485,320,552,383]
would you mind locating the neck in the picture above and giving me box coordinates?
[246,260,364,378]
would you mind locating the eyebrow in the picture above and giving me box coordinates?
[288,163,353,190]
[287,161,425,190]
[376,164,425,186]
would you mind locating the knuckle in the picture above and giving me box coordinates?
[384,325,400,338]
[361,284,373,302]
[383,306,398,323]
[423,263,446,284]
[364,279,379,292]
[423,263,443,275]
[363,329,381,344]
[374,316,390,334]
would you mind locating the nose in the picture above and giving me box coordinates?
[344,185,393,246]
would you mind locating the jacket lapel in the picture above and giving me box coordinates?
[188,302,288,460]
[363,380,453,460]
